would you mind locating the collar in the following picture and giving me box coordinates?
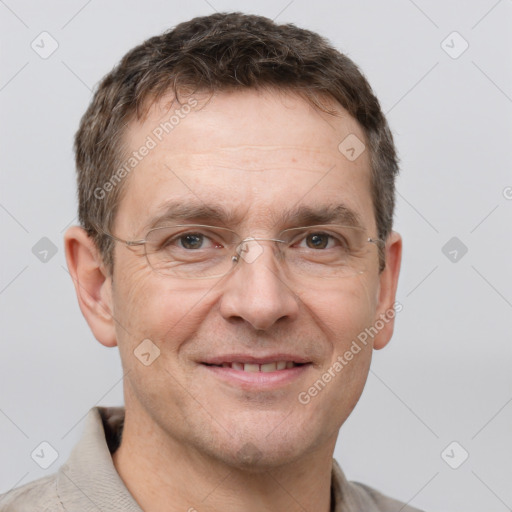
[56,406,141,511]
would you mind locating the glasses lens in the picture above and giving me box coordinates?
[278,225,376,278]
[145,225,239,279]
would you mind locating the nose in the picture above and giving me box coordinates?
[218,240,300,331]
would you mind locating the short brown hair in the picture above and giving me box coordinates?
[75,12,399,273]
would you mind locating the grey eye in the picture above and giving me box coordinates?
[179,233,205,250]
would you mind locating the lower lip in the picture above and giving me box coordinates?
[200,363,311,390]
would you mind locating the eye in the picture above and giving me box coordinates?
[298,231,345,250]
[163,232,222,251]
[179,233,207,250]
[304,233,331,250]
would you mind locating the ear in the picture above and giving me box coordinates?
[64,226,117,347]
[372,230,402,350]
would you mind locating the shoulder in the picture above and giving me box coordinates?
[350,480,426,512]
[332,458,426,512]
[0,474,65,512]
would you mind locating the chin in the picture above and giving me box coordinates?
[201,424,317,472]
[222,440,306,472]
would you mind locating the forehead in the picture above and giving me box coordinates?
[116,89,374,233]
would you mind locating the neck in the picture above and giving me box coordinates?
[112,405,335,512]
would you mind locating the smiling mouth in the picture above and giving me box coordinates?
[203,361,305,372]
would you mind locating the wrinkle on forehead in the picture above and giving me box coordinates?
[160,145,366,175]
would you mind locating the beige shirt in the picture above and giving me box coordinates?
[0,407,424,511]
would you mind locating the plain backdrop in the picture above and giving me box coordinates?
[1,1,511,510]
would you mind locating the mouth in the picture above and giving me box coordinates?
[203,361,304,372]
[200,355,311,389]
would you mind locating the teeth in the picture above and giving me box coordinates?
[261,362,277,372]
[217,361,299,372]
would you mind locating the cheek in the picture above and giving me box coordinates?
[296,274,379,348]
[295,276,377,408]
[112,260,217,354]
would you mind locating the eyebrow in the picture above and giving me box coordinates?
[145,200,364,231]
[279,203,363,229]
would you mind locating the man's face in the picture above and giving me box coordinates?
[108,89,394,468]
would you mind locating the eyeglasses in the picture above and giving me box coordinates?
[101,224,384,280]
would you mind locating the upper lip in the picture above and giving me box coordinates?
[201,354,311,365]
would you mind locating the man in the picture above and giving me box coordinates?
[0,12,421,512]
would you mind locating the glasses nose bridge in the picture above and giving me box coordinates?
[232,235,287,264]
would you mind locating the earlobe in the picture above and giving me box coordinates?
[64,226,118,348]
[372,231,402,350]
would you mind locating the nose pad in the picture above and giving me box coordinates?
[234,238,265,264]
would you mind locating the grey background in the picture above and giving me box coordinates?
[1,0,511,510]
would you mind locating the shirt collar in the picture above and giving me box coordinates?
[56,406,142,511]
